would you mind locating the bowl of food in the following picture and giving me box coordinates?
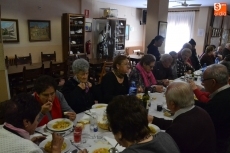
[97,115,109,130]
[87,143,112,153]
[92,104,108,109]
[39,137,71,153]
[46,118,73,132]
[148,124,160,135]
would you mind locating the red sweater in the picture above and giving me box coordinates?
[193,89,210,103]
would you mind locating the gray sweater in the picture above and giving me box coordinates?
[122,132,180,153]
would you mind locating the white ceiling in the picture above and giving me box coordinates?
[96,0,230,9]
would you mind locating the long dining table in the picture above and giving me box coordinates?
[31,77,202,153]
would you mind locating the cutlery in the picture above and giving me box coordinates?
[70,140,82,151]
[108,143,119,153]
[35,130,49,136]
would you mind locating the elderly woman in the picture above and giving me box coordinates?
[101,55,130,103]
[33,75,76,127]
[177,48,195,77]
[169,51,178,79]
[129,54,163,93]
[61,58,95,113]
[200,45,215,66]
[148,82,216,153]
[0,93,63,153]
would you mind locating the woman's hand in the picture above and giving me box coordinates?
[137,86,144,93]
[188,80,197,90]
[78,149,88,153]
[162,79,169,86]
[41,102,53,114]
[51,133,64,153]
[155,85,164,93]
[64,112,76,121]
[87,82,92,88]
[31,136,46,144]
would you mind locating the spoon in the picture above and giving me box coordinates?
[108,143,119,153]
[69,149,78,153]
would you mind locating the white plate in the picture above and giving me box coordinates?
[92,104,108,109]
[87,143,112,153]
[46,118,73,132]
[148,123,160,135]
[39,137,71,153]
[194,70,202,76]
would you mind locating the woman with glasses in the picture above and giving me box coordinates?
[129,54,163,93]
[177,48,195,77]
[101,55,130,103]
[61,58,96,113]
[33,75,76,127]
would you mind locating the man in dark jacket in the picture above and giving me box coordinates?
[196,64,230,153]
[189,39,201,70]
[222,43,230,60]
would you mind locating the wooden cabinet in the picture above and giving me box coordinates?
[62,13,85,61]
[92,18,126,59]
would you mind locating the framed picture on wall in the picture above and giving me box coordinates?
[85,22,92,32]
[125,24,130,40]
[158,21,167,37]
[1,19,19,43]
[28,20,51,41]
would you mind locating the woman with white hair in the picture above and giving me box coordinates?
[61,58,95,113]
[148,82,216,153]
[177,48,195,77]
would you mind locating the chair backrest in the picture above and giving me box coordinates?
[133,49,141,54]
[76,53,89,61]
[41,51,56,63]
[23,64,44,92]
[15,54,32,66]
[66,55,78,78]
[5,56,9,68]
[50,61,67,80]
[98,61,113,84]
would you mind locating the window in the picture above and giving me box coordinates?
[165,11,195,53]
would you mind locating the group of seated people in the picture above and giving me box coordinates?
[1,37,230,153]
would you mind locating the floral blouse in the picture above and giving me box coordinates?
[177,58,195,77]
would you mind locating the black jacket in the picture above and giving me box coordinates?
[61,78,95,113]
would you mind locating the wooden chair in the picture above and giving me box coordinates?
[41,51,56,63]
[76,53,89,61]
[5,56,9,68]
[15,54,32,66]
[66,55,78,78]
[50,61,67,85]
[98,61,113,84]
[23,64,44,92]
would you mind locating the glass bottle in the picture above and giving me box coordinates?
[142,88,150,112]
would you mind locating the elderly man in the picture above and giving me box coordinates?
[177,48,195,77]
[223,43,230,59]
[169,51,178,79]
[148,82,216,153]
[195,64,230,153]
[152,54,173,86]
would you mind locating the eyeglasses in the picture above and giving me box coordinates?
[201,78,214,83]
[148,65,154,69]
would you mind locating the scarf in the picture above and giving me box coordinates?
[74,76,89,93]
[136,63,156,87]
[34,92,63,127]
[4,122,30,139]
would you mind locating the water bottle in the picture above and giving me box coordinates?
[129,81,137,95]
[202,63,207,72]
[89,110,98,132]
[215,57,219,64]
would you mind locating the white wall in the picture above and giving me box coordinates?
[1,0,81,63]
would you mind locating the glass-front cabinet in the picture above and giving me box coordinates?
[62,13,85,61]
[92,18,126,59]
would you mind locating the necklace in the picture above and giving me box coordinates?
[113,70,124,79]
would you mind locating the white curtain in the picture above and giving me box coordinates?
[165,11,195,53]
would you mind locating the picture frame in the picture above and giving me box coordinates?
[1,19,19,43]
[158,21,167,37]
[125,24,130,40]
[85,22,92,32]
[28,20,51,41]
